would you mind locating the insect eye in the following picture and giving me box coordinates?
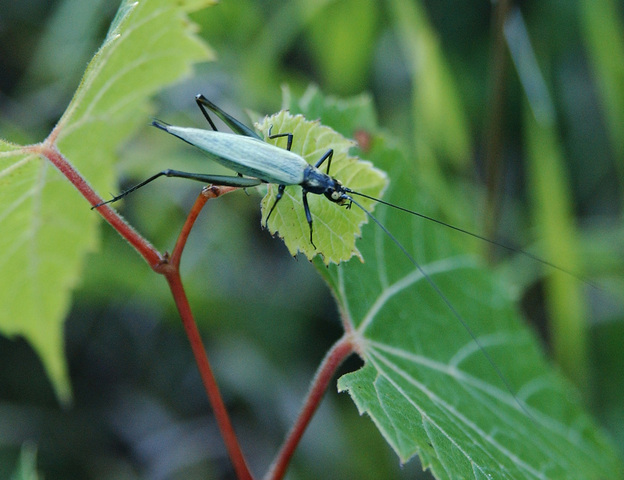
[324,189,344,204]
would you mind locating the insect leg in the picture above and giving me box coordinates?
[301,190,316,248]
[267,126,293,152]
[314,149,334,174]
[195,96,219,131]
[265,184,286,228]
[195,95,260,139]
[92,171,262,208]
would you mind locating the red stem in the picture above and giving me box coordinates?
[38,135,349,479]
[168,185,237,268]
[36,140,253,479]
[164,268,253,480]
[265,335,355,480]
[159,187,252,480]
[32,143,162,267]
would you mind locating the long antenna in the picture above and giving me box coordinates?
[346,195,535,420]
[347,189,597,289]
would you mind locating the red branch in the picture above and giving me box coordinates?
[35,141,253,479]
[163,266,252,480]
[30,142,162,267]
[265,335,355,480]
[36,135,349,480]
[158,188,252,480]
[167,185,237,268]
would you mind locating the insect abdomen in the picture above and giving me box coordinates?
[161,126,307,185]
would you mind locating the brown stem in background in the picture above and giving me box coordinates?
[483,0,512,260]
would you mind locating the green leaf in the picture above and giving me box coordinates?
[0,0,214,402]
[256,111,388,265]
[285,93,622,479]
[304,0,379,94]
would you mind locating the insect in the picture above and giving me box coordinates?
[94,94,578,414]
[97,95,364,249]
[94,95,568,268]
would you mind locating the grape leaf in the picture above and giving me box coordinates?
[257,111,388,265]
[287,90,623,479]
[0,0,214,401]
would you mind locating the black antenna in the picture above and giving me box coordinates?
[346,189,598,290]
[345,194,536,421]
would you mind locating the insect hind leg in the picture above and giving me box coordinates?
[314,149,334,174]
[195,95,261,139]
[92,170,262,208]
[195,95,219,131]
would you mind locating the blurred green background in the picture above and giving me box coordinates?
[0,0,622,479]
